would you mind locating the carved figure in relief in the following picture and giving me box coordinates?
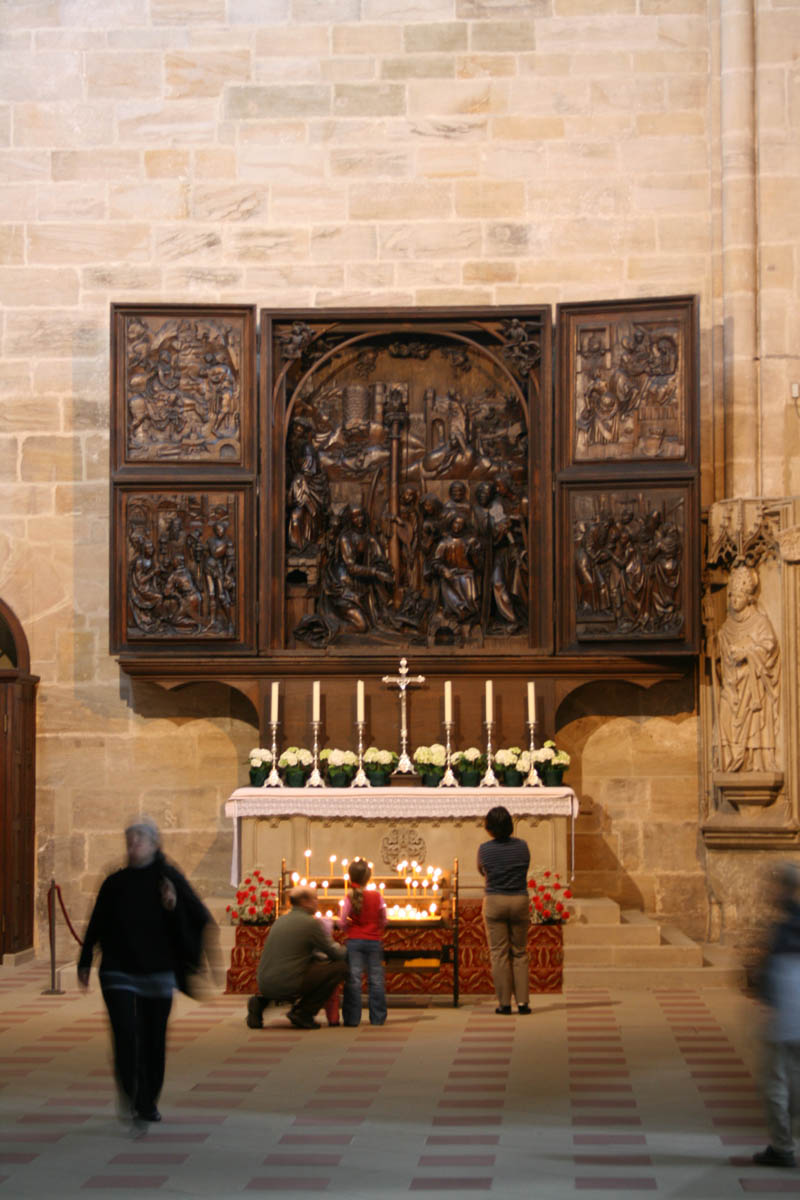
[382,486,421,594]
[163,553,203,629]
[128,536,163,633]
[715,565,780,772]
[473,481,526,632]
[427,514,482,632]
[286,418,331,554]
[202,521,235,633]
[321,506,395,637]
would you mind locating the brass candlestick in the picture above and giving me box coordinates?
[523,720,541,788]
[265,720,282,788]
[306,719,324,788]
[351,719,371,788]
[480,721,499,788]
[440,721,457,788]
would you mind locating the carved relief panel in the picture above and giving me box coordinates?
[558,483,696,651]
[111,304,256,473]
[554,297,699,655]
[112,488,255,652]
[263,309,551,653]
[556,297,695,467]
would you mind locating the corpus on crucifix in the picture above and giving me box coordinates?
[382,657,426,779]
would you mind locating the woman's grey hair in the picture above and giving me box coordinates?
[125,818,160,844]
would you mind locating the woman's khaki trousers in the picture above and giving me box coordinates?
[482,893,530,1007]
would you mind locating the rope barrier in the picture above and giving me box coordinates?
[41,877,82,996]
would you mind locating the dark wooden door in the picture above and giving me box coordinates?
[0,676,36,958]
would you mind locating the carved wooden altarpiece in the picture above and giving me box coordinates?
[110,299,699,732]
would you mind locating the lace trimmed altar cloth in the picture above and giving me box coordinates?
[225,785,578,886]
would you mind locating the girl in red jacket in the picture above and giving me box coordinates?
[341,858,387,1026]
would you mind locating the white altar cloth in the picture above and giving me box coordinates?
[225,786,578,886]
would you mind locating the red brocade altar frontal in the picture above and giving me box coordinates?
[225,900,563,997]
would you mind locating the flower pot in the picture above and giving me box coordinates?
[420,771,444,788]
[282,767,308,788]
[326,769,352,788]
[249,765,268,787]
[457,768,481,788]
[365,769,391,787]
[502,767,525,788]
[539,765,565,788]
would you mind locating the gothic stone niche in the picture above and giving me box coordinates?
[268,312,548,651]
[558,298,695,466]
[116,488,253,648]
[568,485,691,644]
[111,304,255,470]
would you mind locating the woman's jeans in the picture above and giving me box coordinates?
[342,939,387,1026]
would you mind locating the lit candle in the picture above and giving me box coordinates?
[271,680,279,724]
[291,872,300,884]
[527,681,536,724]
[444,680,452,724]
[485,680,493,724]
[304,848,311,872]
[322,880,328,896]
[312,680,320,722]
[405,876,412,896]
[357,680,365,723]
[329,855,337,869]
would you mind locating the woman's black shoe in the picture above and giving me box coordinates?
[135,1108,162,1122]
[517,1004,531,1015]
[495,1005,512,1015]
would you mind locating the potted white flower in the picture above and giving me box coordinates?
[363,746,399,787]
[494,746,525,787]
[278,746,313,787]
[451,746,486,787]
[319,747,359,787]
[534,740,571,787]
[248,747,273,787]
[412,743,447,787]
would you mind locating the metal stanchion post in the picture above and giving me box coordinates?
[41,878,65,995]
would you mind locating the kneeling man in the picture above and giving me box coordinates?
[248,886,347,1030]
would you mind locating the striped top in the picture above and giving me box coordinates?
[477,836,531,895]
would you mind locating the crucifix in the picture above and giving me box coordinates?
[382,657,426,776]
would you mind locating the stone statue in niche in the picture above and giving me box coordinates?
[573,495,684,640]
[125,493,238,639]
[573,319,684,462]
[124,315,243,463]
[714,565,780,772]
[279,323,536,649]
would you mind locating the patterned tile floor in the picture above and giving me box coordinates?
[0,962,790,1198]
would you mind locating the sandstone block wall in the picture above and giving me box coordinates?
[0,0,795,954]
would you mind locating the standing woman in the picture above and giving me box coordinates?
[78,819,214,1124]
[478,805,532,1015]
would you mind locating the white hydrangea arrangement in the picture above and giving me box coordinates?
[278,746,313,769]
[494,746,523,769]
[543,739,571,767]
[320,748,358,769]
[364,746,399,769]
[413,743,448,769]
[248,747,273,768]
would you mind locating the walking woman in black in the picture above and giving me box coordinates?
[78,819,214,1125]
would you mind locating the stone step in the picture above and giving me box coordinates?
[571,897,621,925]
[564,942,703,968]
[564,921,660,947]
[564,962,746,989]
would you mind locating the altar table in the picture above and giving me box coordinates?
[224,786,578,889]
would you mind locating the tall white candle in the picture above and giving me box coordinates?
[312,680,320,722]
[444,680,452,724]
[270,681,279,724]
[357,679,365,723]
[527,681,536,724]
[485,680,493,724]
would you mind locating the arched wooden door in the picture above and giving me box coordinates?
[0,599,38,959]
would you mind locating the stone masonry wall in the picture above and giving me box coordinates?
[1,0,795,953]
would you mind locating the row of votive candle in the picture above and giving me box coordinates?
[269,680,536,725]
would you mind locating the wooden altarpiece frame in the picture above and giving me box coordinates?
[109,298,700,706]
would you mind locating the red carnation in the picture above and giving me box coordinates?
[562,911,571,922]
[553,883,561,891]
[556,901,564,913]
[563,889,572,899]
[543,870,551,878]
[543,909,551,919]
[265,879,273,886]
[248,905,257,915]
[225,904,231,912]
[244,877,252,884]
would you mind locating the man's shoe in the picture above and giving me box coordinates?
[286,1010,321,1030]
[246,995,265,1029]
[135,1108,162,1123]
[753,1145,797,1168]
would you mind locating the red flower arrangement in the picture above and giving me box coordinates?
[226,867,278,925]
[527,870,574,924]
